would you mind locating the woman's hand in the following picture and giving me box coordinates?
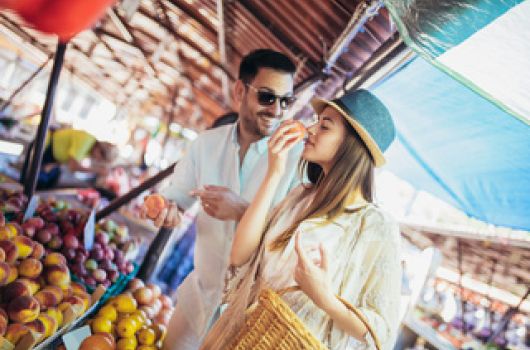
[267,120,302,176]
[294,232,335,311]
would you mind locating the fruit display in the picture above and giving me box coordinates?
[2,191,140,291]
[0,217,93,347]
[80,278,173,350]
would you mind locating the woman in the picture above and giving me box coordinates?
[202,89,401,350]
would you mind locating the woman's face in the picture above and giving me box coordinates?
[302,106,348,173]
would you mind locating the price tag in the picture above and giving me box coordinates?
[62,325,91,350]
[23,195,39,221]
[83,209,96,251]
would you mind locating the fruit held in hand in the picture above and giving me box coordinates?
[7,295,40,323]
[144,194,167,219]
[288,120,306,141]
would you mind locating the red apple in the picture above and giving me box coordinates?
[63,234,79,250]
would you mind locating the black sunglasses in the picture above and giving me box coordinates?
[246,84,296,110]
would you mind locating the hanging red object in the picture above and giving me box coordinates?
[1,0,116,42]
[0,0,46,16]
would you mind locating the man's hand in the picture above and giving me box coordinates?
[140,196,181,228]
[190,185,249,221]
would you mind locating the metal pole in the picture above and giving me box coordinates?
[0,54,54,113]
[23,42,67,199]
[137,226,173,281]
[95,162,177,221]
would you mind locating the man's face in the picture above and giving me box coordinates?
[238,68,294,137]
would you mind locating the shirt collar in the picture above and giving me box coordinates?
[232,122,269,154]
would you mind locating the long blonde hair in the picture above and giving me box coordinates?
[269,119,374,251]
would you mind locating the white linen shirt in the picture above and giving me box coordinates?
[161,123,302,338]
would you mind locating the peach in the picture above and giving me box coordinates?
[127,278,145,291]
[45,264,70,288]
[0,247,5,262]
[38,313,57,338]
[26,317,46,336]
[159,294,173,309]
[61,285,73,298]
[151,298,162,316]
[62,295,86,314]
[45,307,63,328]
[18,258,43,279]
[13,236,34,259]
[7,295,40,323]
[2,280,32,302]
[75,292,91,313]
[6,223,21,237]
[43,252,67,267]
[19,277,41,295]
[0,308,7,336]
[30,242,45,260]
[41,285,63,303]
[6,263,18,284]
[4,323,29,345]
[147,283,161,300]
[35,290,60,310]
[0,261,11,286]
[0,226,11,240]
[133,287,154,305]
[144,194,167,219]
[71,282,87,296]
[0,240,18,264]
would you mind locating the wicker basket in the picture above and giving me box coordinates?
[228,288,381,350]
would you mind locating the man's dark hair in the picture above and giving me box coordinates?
[238,49,296,84]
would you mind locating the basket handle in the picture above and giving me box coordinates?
[275,286,382,350]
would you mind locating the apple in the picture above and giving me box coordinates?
[85,259,98,271]
[74,253,87,264]
[44,223,59,235]
[63,234,79,250]
[107,269,119,283]
[61,247,76,261]
[95,232,109,245]
[90,248,104,261]
[92,269,107,283]
[47,235,63,250]
[36,229,52,244]
[83,276,96,287]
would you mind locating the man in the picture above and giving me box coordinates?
[143,49,303,349]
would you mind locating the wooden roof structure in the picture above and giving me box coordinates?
[0,0,399,129]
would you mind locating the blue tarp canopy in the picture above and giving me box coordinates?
[372,57,530,231]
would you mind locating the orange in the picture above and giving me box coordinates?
[91,316,113,334]
[138,327,156,345]
[116,336,137,350]
[116,317,136,338]
[98,304,118,322]
[113,294,137,313]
